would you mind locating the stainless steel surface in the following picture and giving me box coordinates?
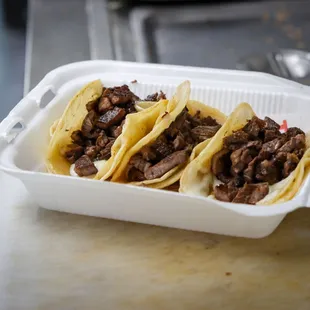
[129,1,310,69]
[25,0,91,93]
[25,0,310,93]
[0,7,25,120]
[238,49,310,85]
[86,0,114,60]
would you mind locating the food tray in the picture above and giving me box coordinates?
[0,60,310,238]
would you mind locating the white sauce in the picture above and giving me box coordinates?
[70,160,107,178]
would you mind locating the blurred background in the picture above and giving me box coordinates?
[0,0,310,120]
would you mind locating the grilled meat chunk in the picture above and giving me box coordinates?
[96,132,109,148]
[145,91,166,102]
[86,99,99,112]
[97,107,126,129]
[232,183,269,204]
[97,139,115,160]
[191,125,221,142]
[71,130,85,146]
[98,96,113,114]
[128,155,152,173]
[223,131,249,150]
[173,134,186,151]
[152,135,174,159]
[145,150,189,180]
[283,153,299,178]
[81,110,98,137]
[278,134,305,153]
[74,155,98,177]
[255,159,279,185]
[211,149,231,182]
[264,116,280,130]
[140,145,157,161]
[62,144,84,164]
[243,116,265,138]
[127,167,146,182]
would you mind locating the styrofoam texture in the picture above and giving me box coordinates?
[0,60,310,238]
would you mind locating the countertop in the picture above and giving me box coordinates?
[1,171,310,310]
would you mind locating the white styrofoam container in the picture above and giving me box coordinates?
[1,60,310,238]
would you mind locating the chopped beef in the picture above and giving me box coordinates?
[140,145,157,161]
[165,182,180,192]
[223,131,249,150]
[96,132,109,148]
[105,91,225,183]
[201,116,220,127]
[173,134,186,150]
[191,125,221,142]
[283,153,299,178]
[71,130,85,146]
[243,116,265,138]
[97,139,115,160]
[110,120,125,138]
[81,110,98,137]
[243,157,258,183]
[98,96,113,114]
[85,145,98,160]
[165,111,188,138]
[74,155,98,177]
[86,99,99,112]
[145,91,166,102]
[158,91,166,100]
[145,150,189,180]
[210,115,306,204]
[232,183,269,204]
[62,144,84,164]
[145,93,158,102]
[187,111,202,127]
[294,148,305,159]
[230,141,261,176]
[110,85,135,105]
[278,134,305,153]
[214,184,239,202]
[231,148,253,176]
[110,125,123,138]
[152,135,174,159]
[127,167,146,182]
[124,102,137,114]
[97,107,126,129]
[128,155,152,173]
[211,149,231,180]
[275,151,287,163]
[227,175,245,188]
[258,137,285,160]
[285,127,305,139]
[63,84,165,171]
[264,116,280,130]
[264,129,281,142]
[89,128,103,140]
[255,159,279,185]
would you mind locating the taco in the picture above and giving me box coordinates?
[46,80,168,180]
[180,102,310,205]
[111,81,227,189]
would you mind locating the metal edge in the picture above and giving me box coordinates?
[23,0,35,96]
[86,0,114,60]
[129,1,310,63]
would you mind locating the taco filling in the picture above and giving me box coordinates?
[126,108,222,182]
[61,85,166,177]
[212,116,306,204]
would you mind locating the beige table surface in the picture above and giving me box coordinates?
[1,171,310,310]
